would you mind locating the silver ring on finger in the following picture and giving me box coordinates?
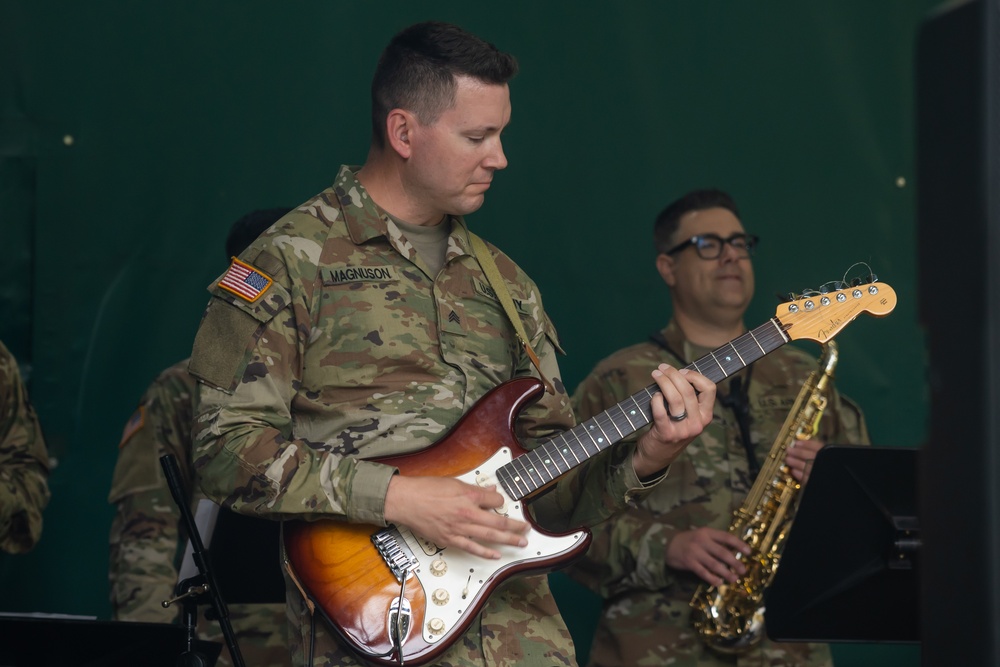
[668,409,688,422]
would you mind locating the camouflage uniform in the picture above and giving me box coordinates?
[0,340,50,554]
[189,165,659,667]
[569,320,870,667]
[108,359,289,666]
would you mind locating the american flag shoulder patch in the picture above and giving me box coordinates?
[218,257,274,303]
[119,406,145,448]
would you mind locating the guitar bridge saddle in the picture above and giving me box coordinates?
[372,527,419,582]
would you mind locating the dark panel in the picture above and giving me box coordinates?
[0,158,36,367]
[916,0,1000,665]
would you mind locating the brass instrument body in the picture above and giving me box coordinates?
[689,341,839,654]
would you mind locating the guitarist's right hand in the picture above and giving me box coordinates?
[384,475,530,560]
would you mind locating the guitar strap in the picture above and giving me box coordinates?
[468,232,555,395]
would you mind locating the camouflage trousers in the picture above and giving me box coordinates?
[585,599,832,667]
[199,602,290,667]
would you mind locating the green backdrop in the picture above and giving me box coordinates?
[1,2,936,665]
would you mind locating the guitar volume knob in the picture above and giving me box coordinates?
[430,559,447,576]
[428,618,447,635]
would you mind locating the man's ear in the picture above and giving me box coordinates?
[386,109,414,158]
[656,252,677,287]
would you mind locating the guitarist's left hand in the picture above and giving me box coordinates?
[632,365,716,479]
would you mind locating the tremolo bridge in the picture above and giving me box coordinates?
[372,528,420,582]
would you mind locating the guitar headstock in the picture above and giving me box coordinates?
[776,279,897,343]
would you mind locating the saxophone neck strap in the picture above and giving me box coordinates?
[468,232,555,395]
[649,328,760,478]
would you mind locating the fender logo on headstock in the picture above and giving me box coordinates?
[818,317,846,341]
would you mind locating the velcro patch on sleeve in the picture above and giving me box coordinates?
[218,257,274,302]
[118,406,145,448]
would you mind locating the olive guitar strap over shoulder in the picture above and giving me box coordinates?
[468,232,555,394]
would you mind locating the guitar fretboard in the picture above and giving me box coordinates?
[495,317,790,500]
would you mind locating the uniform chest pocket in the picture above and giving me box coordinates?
[311,271,433,390]
[440,291,520,382]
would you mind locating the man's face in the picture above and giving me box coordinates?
[405,75,511,218]
[660,206,755,321]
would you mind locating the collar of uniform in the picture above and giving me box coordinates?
[335,164,475,258]
[661,320,690,363]
[335,164,392,245]
[444,216,476,261]
[664,319,734,367]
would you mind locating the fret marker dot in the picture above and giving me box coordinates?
[597,437,604,443]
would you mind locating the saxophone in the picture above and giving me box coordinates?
[688,340,839,654]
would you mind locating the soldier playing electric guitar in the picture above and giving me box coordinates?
[188,21,715,667]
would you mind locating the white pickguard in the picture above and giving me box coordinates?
[375,447,586,646]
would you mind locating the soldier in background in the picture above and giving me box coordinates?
[108,208,290,666]
[0,340,50,554]
[567,189,869,667]
[187,21,716,667]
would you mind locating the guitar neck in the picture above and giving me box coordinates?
[496,317,791,500]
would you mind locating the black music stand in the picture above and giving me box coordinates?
[206,508,285,605]
[0,616,222,667]
[160,455,244,667]
[764,445,920,643]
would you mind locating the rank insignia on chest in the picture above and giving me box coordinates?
[218,257,273,302]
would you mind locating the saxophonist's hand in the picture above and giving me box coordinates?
[666,527,752,586]
[785,439,824,484]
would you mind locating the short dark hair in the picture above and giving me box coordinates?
[653,189,740,254]
[225,207,291,259]
[370,21,519,150]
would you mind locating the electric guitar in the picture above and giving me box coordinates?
[283,278,898,666]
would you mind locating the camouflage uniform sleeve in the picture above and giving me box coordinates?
[190,247,395,525]
[823,388,871,446]
[108,362,195,622]
[568,503,680,597]
[500,290,652,535]
[0,341,51,554]
[561,356,682,594]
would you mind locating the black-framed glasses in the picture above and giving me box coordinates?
[663,233,759,260]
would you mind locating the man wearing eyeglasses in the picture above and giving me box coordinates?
[566,189,869,667]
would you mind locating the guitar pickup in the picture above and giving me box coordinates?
[413,534,441,557]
